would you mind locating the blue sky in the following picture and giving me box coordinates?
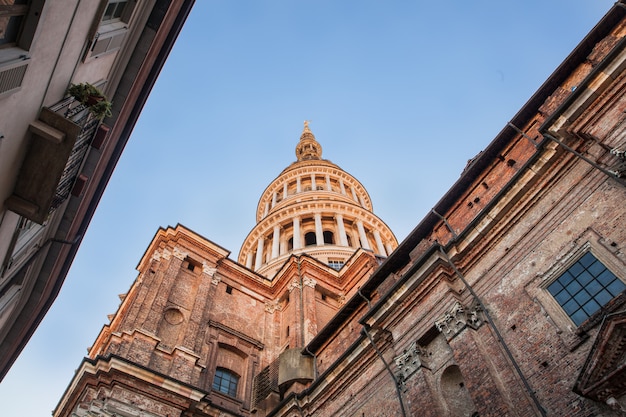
[0,1,616,415]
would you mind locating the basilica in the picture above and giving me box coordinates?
[55,2,626,416]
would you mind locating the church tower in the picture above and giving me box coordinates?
[239,121,396,277]
[54,123,397,417]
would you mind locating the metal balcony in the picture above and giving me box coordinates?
[5,97,100,224]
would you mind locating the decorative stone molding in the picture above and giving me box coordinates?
[303,276,317,288]
[265,300,281,313]
[394,341,427,384]
[172,246,187,260]
[338,293,346,305]
[288,279,302,292]
[161,248,172,260]
[435,300,484,341]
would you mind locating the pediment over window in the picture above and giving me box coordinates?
[574,310,626,402]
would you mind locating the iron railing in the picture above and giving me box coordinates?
[47,97,100,212]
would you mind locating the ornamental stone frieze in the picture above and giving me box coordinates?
[435,300,484,341]
[394,341,428,384]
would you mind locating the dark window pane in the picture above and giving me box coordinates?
[0,15,24,46]
[587,260,605,277]
[554,290,570,304]
[571,309,588,326]
[568,262,584,277]
[607,279,626,296]
[573,289,591,305]
[558,271,575,286]
[586,280,602,296]
[597,269,617,287]
[595,289,613,306]
[563,299,579,315]
[577,270,594,286]
[565,280,582,295]
[581,299,601,315]
[548,281,563,295]
[579,252,596,268]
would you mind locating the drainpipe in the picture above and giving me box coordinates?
[358,291,408,417]
[297,257,305,347]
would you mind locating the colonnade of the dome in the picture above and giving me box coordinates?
[238,123,397,278]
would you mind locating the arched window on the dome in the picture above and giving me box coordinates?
[305,232,316,246]
[323,231,334,244]
[288,237,294,251]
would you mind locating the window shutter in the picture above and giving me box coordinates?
[0,57,29,98]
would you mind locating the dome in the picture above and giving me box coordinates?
[238,122,397,278]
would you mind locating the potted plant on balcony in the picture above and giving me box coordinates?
[67,82,113,120]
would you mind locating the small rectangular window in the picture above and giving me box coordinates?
[212,368,239,398]
[328,259,344,270]
[547,252,625,326]
[226,285,233,294]
[84,0,134,61]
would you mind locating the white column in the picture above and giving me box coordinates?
[263,202,269,217]
[314,213,324,246]
[385,242,393,256]
[336,214,348,246]
[326,175,332,191]
[271,192,277,208]
[351,187,359,202]
[359,196,366,207]
[272,225,280,259]
[255,237,264,270]
[296,176,301,193]
[246,252,253,269]
[311,174,316,190]
[283,182,288,199]
[293,217,302,249]
[373,230,386,256]
[356,221,371,250]
[339,179,346,195]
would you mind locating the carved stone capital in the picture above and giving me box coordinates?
[161,248,172,260]
[288,279,301,292]
[172,247,188,260]
[150,249,162,262]
[202,262,219,284]
[435,300,484,341]
[394,341,427,384]
[303,276,317,288]
[265,300,281,313]
[338,293,346,305]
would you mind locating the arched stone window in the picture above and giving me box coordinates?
[287,237,294,251]
[305,232,316,246]
[323,230,334,244]
[440,365,477,416]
